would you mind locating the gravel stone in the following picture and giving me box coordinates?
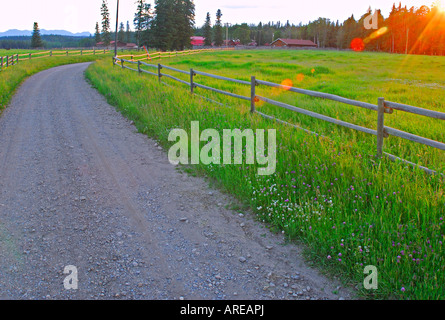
[0,63,353,301]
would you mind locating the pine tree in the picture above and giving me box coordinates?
[173,0,195,50]
[126,21,132,43]
[151,0,173,51]
[134,0,152,48]
[152,0,195,51]
[214,9,224,46]
[101,0,111,46]
[95,22,102,45]
[118,22,125,42]
[31,22,43,48]
[203,12,212,46]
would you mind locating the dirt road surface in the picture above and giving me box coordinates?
[0,62,353,300]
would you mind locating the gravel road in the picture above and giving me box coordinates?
[0,62,353,300]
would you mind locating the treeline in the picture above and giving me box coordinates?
[96,0,195,51]
[0,35,96,49]
[195,3,445,55]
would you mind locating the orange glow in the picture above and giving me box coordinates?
[364,27,389,44]
[311,68,315,74]
[280,79,293,91]
[254,96,265,107]
[350,38,365,52]
[296,73,305,82]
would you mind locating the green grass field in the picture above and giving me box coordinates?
[0,49,45,55]
[155,49,445,172]
[86,49,444,300]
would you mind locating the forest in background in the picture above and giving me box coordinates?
[1,1,444,56]
[195,3,445,55]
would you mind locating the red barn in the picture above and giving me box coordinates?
[191,36,205,46]
[271,38,318,48]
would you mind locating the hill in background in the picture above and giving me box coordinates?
[0,29,91,37]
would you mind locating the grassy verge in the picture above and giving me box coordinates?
[0,54,111,112]
[86,52,444,300]
[123,49,445,172]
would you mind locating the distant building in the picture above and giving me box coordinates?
[96,40,139,50]
[271,38,318,48]
[223,40,236,47]
[126,43,138,49]
[97,40,128,48]
[191,36,205,46]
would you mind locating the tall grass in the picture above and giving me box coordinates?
[0,54,111,112]
[86,50,444,300]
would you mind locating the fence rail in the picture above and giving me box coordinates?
[112,55,444,176]
[0,49,110,72]
[114,47,234,63]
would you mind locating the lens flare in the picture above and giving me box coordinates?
[437,0,445,12]
[280,79,293,91]
[364,27,389,44]
[296,73,305,82]
[350,38,365,52]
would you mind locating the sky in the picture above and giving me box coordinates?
[0,0,437,34]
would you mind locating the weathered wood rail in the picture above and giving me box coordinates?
[114,47,234,63]
[0,49,110,71]
[112,56,445,175]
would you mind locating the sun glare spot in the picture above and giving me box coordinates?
[281,79,293,91]
[296,73,305,82]
[350,38,365,52]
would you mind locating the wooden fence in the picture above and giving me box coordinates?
[115,47,234,62]
[113,55,445,175]
[0,49,110,72]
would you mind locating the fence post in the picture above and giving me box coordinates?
[29,53,31,59]
[190,68,195,94]
[66,51,68,56]
[16,54,19,63]
[80,49,83,56]
[250,76,256,113]
[376,97,386,158]
[50,51,52,57]
[0,56,3,70]
[158,64,162,83]
[121,58,124,69]
[6,55,9,67]
[138,60,141,74]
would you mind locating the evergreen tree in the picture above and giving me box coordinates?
[134,0,152,48]
[173,0,195,50]
[214,9,224,46]
[126,21,132,43]
[101,0,111,46]
[31,22,43,48]
[118,22,125,42]
[152,0,195,51]
[203,12,212,46]
[95,22,102,44]
[151,0,174,50]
